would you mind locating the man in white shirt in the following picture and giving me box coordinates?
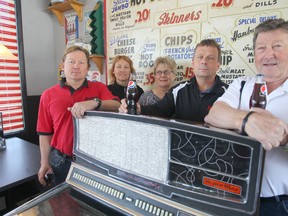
[205,18,288,216]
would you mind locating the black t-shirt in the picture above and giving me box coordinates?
[107,82,144,101]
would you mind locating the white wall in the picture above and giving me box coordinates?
[21,0,100,96]
[21,0,57,96]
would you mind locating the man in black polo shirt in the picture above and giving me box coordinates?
[119,39,228,122]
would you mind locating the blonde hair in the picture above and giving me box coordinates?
[62,45,91,68]
[109,55,135,84]
[153,56,177,74]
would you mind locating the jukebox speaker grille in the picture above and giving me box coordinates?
[77,116,169,182]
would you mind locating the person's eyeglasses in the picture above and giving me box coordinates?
[155,70,173,76]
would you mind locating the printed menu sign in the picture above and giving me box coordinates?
[105,0,288,89]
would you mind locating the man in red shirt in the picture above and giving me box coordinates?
[37,45,120,186]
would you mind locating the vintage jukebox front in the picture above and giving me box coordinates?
[5,111,265,216]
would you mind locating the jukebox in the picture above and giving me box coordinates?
[5,111,265,216]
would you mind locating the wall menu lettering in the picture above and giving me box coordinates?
[105,0,287,90]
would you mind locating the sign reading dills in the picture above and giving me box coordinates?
[105,0,287,90]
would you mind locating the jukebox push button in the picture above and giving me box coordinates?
[156,208,161,216]
[134,199,173,216]
[152,206,157,214]
[99,184,104,191]
[135,199,139,206]
[126,197,133,202]
[149,205,153,213]
[119,192,124,199]
[145,203,150,211]
[104,185,109,193]
[138,200,143,208]
[113,189,118,197]
[141,201,147,209]
[110,188,115,195]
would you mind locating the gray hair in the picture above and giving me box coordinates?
[153,56,177,74]
[253,18,288,50]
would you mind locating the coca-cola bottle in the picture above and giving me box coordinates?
[249,74,267,109]
[126,72,138,115]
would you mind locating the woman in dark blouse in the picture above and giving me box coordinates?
[107,55,144,100]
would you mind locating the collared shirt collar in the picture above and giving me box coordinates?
[60,78,88,94]
[283,78,288,92]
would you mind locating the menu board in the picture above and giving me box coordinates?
[105,0,287,90]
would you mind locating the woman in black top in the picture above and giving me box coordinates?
[107,55,144,100]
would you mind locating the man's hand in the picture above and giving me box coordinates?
[68,100,98,118]
[118,99,128,113]
[245,108,288,150]
[38,163,52,186]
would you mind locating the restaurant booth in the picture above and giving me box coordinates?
[5,111,265,216]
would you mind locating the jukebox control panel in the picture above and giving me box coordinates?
[67,163,211,216]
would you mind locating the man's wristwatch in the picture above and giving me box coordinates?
[93,98,102,110]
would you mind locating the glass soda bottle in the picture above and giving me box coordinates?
[249,74,267,109]
[126,72,138,115]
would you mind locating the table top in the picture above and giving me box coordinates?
[0,137,40,192]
